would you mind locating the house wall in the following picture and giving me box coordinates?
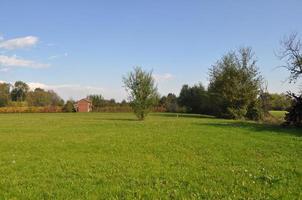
[77,100,92,112]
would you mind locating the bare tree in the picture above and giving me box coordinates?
[279,32,302,83]
[279,32,302,126]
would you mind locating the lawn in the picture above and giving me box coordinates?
[0,113,301,199]
[269,110,287,121]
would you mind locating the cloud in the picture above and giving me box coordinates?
[0,55,49,69]
[27,82,114,101]
[153,73,174,82]
[26,82,127,101]
[0,36,39,50]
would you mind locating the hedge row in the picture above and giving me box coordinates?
[92,106,166,113]
[0,106,166,113]
[0,106,63,113]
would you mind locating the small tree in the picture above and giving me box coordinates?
[123,67,158,120]
[62,100,75,112]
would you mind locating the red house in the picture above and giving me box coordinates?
[74,99,92,112]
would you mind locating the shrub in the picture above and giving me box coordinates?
[283,93,302,127]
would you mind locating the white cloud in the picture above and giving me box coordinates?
[27,82,126,101]
[0,36,39,50]
[153,73,174,82]
[0,55,49,69]
[28,83,105,100]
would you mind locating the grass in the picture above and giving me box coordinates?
[269,110,287,121]
[0,113,301,199]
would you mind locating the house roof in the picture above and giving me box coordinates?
[76,98,92,103]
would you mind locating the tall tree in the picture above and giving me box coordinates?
[88,94,105,109]
[11,81,29,102]
[123,67,158,120]
[208,47,263,119]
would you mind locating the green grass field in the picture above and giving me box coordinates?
[0,113,301,199]
[269,111,287,121]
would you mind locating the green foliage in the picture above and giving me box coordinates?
[11,81,29,102]
[62,100,75,112]
[208,47,263,119]
[284,93,302,127]
[178,84,210,114]
[159,93,181,112]
[123,67,158,120]
[88,94,105,108]
[269,93,291,111]
[27,88,64,107]
[0,113,300,199]
[246,101,265,121]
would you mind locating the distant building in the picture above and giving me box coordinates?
[74,99,92,112]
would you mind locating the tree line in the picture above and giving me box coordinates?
[124,47,291,121]
[0,81,64,108]
[1,33,301,126]
[123,33,302,126]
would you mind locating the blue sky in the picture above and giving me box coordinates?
[0,0,301,101]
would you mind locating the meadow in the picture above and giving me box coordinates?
[0,113,301,199]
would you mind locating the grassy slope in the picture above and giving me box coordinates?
[0,113,301,199]
[269,111,287,120]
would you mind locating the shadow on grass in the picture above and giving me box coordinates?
[151,113,214,119]
[197,121,302,137]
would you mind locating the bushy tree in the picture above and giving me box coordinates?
[27,88,64,107]
[11,81,29,102]
[48,90,64,106]
[270,93,291,111]
[178,84,209,114]
[123,67,158,120]
[284,93,302,127]
[159,93,180,112]
[62,100,75,112]
[208,47,263,119]
[88,94,105,109]
[27,88,50,106]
